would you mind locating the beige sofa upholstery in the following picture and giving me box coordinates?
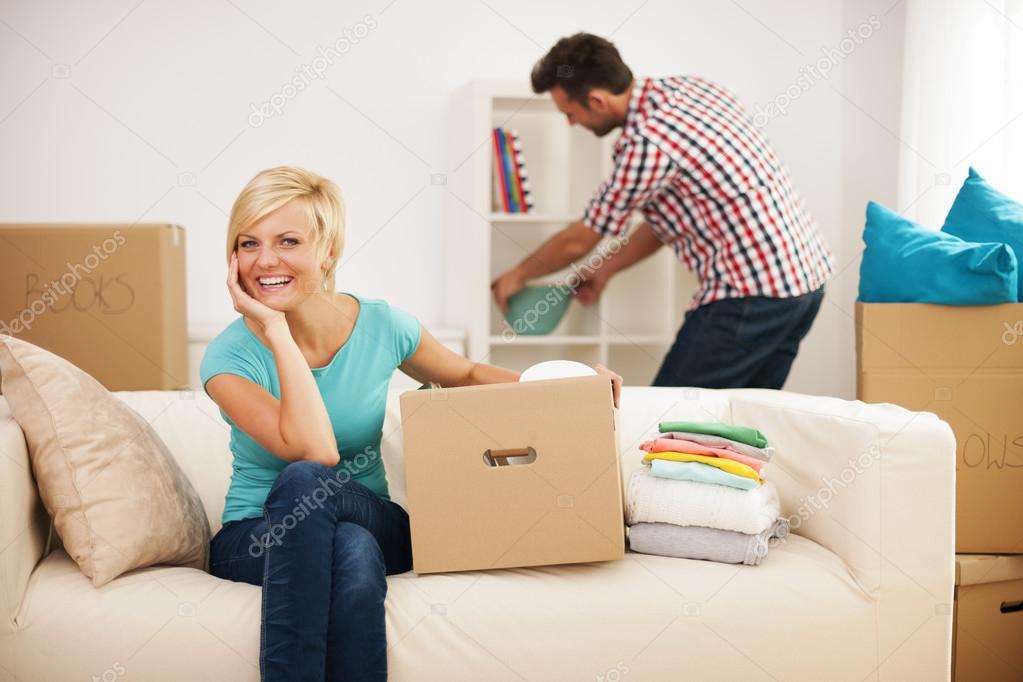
[0,386,955,681]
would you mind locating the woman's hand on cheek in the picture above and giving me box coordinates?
[227,252,286,331]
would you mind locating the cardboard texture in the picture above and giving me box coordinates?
[856,302,1023,554]
[0,224,188,391]
[399,374,624,574]
[953,554,1023,681]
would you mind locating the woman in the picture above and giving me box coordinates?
[199,166,622,681]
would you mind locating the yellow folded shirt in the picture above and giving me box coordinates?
[642,451,763,484]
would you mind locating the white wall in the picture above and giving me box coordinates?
[0,0,906,398]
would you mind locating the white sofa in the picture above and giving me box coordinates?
[0,385,955,681]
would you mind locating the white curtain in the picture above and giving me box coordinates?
[897,0,1023,226]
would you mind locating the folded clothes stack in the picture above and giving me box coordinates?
[626,420,789,566]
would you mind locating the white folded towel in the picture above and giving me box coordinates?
[626,468,780,535]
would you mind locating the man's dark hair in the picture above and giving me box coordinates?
[530,32,633,106]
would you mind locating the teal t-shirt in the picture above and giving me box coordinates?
[199,293,422,524]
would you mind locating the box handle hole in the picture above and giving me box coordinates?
[482,447,537,467]
[1000,600,1023,614]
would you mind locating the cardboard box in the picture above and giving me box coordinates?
[0,224,188,391]
[856,302,1023,554]
[399,375,624,573]
[953,554,1023,681]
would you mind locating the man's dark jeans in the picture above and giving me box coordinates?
[652,286,825,389]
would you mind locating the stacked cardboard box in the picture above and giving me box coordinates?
[953,554,1023,681]
[0,224,189,391]
[856,302,1023,680]
[856,302,1023,553]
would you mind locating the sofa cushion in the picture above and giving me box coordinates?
[8,536,875,681]
[110,390,234,537]
[728,392,882,598]
[0,335,210,586]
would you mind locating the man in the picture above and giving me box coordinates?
[491,32,833,389]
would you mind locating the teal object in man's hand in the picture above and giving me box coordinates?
[504,285,572,335]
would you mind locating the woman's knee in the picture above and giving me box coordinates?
[333,523,386,590]
[267,460,340,501]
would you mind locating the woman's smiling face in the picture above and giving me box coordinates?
[235,199,328,309]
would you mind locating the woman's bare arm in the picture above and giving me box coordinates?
[265,317,340,466]
[399,326,520,387]
[207,253,340,467]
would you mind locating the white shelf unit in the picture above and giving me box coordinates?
[444,80,693,386]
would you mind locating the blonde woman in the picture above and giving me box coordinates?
[199,166,622,681]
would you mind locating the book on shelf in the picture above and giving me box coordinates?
[491,128,511,212]
[497,128,519,212]
[507,129,534,213]
[491,127,533,214]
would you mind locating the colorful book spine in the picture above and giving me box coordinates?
[505,130,526,212]
[496,128,520,212]
[491,128,510,213]
[491,127,535,214]
[507,129,534,213]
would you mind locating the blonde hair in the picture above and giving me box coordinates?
[227,166,346,292]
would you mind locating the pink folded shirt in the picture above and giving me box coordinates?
[640,438,767,475]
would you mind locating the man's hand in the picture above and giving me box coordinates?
[491,268,526,315]
[491,221,602,314]
[573,267,611,305]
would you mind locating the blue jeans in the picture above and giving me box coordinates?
[652,285,825,389]
[209,461,413,682]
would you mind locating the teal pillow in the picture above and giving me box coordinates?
[858,200,1018,304]
[942,167,1023,299]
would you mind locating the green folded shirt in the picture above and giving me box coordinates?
[658,420,769,448]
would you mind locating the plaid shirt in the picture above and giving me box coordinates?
[583,76,834,310]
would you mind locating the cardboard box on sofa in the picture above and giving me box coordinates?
[856,302,1023,554]
[0,224,188,391]
[953,554,1023,681]
[399,374,624,574]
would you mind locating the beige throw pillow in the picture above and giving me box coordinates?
[0,335,210,586]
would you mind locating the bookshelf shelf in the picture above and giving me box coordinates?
[607,334,675,346]
[488,334,602,346]
[488,213,579,224]
[444,80,684,385]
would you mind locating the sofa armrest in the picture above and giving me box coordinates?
[0,397,50,634]
[728,389,955,677]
